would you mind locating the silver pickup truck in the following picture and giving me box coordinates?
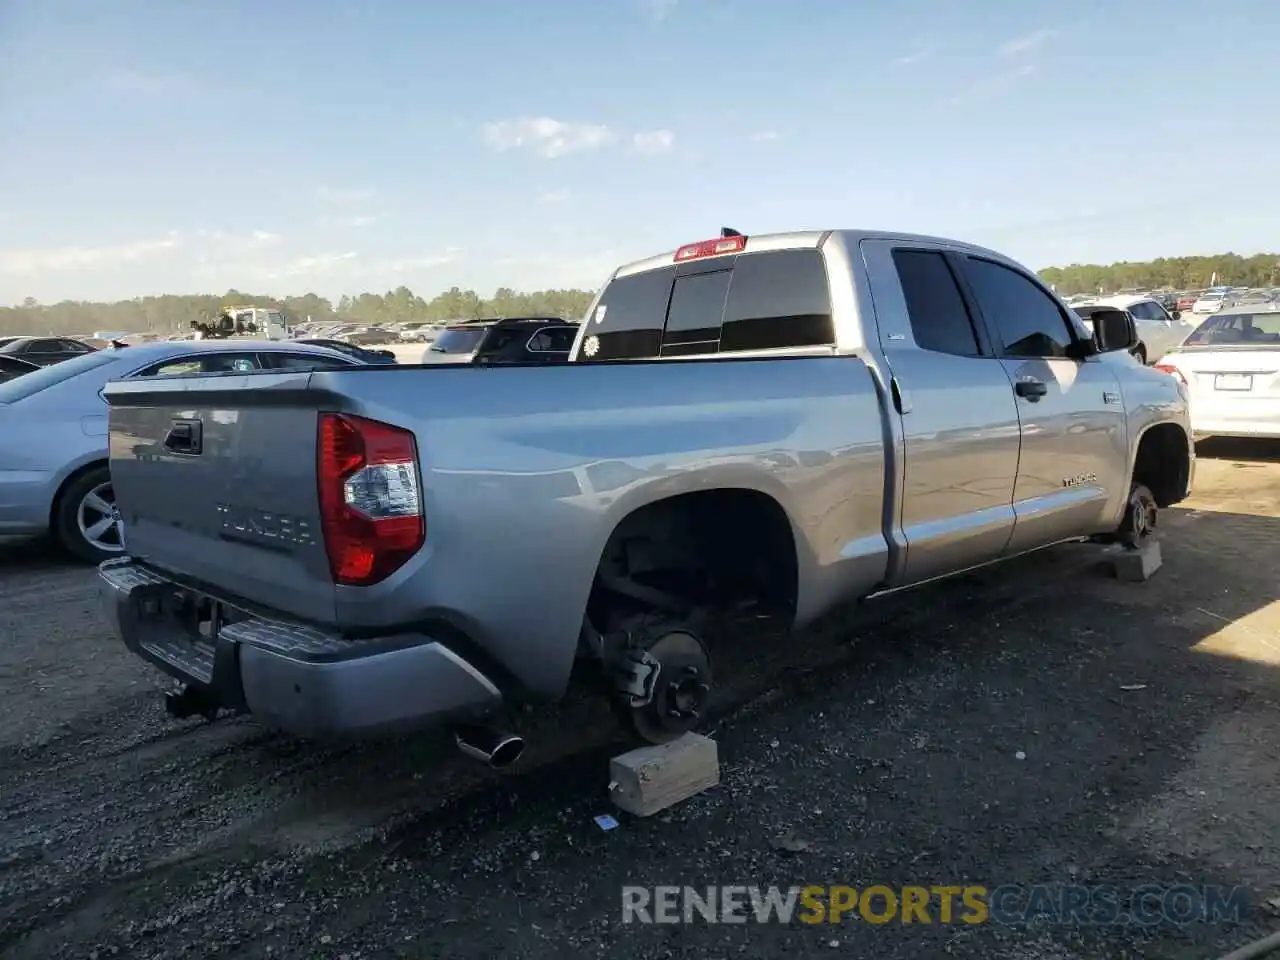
[99,229,1194,765]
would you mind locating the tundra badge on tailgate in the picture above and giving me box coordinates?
[216,504,316,547]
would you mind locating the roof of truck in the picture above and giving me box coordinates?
[611,229,1025,280]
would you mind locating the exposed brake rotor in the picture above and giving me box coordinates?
[624,628,712,744]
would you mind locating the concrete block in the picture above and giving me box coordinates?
[609,733,720,818]
[1107,538,1163,582]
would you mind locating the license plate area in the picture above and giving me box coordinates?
[1214,373,1253,392]
[135,588,222,641]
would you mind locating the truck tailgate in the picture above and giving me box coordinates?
[104,372,338,621]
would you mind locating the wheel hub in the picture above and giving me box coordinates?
[76,481,125,553]
[623,628,713,743]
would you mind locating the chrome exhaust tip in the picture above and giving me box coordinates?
[453,724,525,769]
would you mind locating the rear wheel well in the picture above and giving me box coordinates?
[1132,423,1190,507]
[585,488,798,631]
[49,459,109,528]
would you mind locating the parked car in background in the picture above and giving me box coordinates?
[295,338,398,364]
[423,317,579,365]
[0,339,364,563]
[1154,308,1280,439]
[0,336,99,366]
[1072,305,1145,361]
[97,228,1192,750]
[1176,294,1199,312]
[396,322,440,343]
[1091,295,1198,363]
[1192,291,1232,314]
[344,326,398,346]
[0,355,40,383]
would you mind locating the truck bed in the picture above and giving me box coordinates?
[103,356,893,699]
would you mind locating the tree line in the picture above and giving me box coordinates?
[0,285,598,337]
[1040,251,1280,296]
[3,251,1278,337]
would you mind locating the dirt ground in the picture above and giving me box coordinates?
[1,439,1278,960]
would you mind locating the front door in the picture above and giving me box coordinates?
[955,255,1128,553]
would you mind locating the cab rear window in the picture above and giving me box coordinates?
[583,249,834,361]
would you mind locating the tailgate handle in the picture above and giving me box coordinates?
[164,418,203,455]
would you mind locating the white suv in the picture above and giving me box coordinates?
[1096,295,1198,363]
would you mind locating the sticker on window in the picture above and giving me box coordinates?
[594,305,608,325]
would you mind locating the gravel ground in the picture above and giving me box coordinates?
[2,439,1279,960]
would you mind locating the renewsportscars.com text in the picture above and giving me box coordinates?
[620,884,1250,927]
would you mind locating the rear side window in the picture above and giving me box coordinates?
[892,249,982,356]
[961,257,1075,359]
[528,327,578,352]
[582,249,834,361]
[133,354,261,377]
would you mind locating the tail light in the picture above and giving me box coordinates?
[674,235,747,262]
[317,412,424,586]
[1154,363,1188,386]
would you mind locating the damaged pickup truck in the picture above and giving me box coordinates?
[99,229,1194,765]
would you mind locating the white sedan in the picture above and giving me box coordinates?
[1154,307,1280,439]
[1192,291,1231,314]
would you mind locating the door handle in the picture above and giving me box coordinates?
[1014,378,1048,401]
[163,418,203,454]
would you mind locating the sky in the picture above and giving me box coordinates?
[0,0,1275,306]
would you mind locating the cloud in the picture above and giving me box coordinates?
[491,249,628,291]
[247,248,460,283]
[318,214,380,228]
[538,188,571,205]
[999,28,1056,57]
[482,117,617,158]
[316,186,376,203]
[0,233,182,275]
[946,64,1036,105]
[894,45,938,66]
[260,252,359,279]
[642,0,678,23]
[750,130,779,142]
[631,129,675,154]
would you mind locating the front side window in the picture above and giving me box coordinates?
[962,257,1076,359]
[429,328,489,354]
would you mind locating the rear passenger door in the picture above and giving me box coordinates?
[861,240,1022,585]
[954,256,1127,552]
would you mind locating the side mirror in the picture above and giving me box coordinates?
[1170,309,1181,320]
[1092,308,1140,354]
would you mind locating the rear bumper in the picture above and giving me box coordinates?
[99,558,503,738]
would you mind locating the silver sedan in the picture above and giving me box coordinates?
[0,338,362,562]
